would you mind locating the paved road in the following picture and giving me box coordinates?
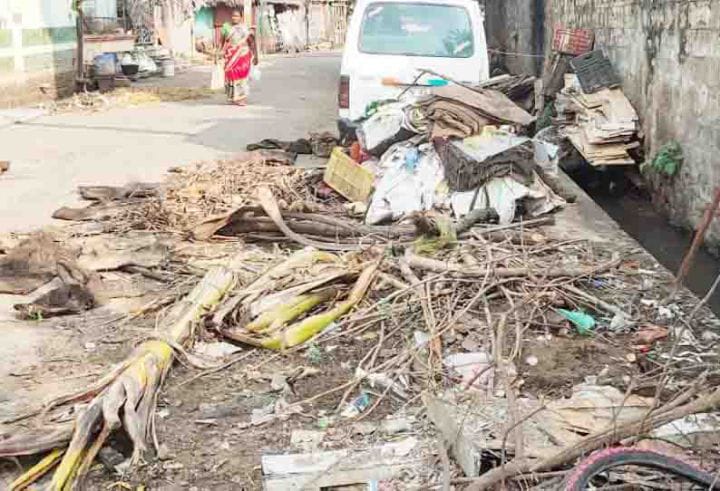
[0,53,340,233]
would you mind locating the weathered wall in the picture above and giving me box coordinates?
[546,0,720,247]
[0,0,77,107]
[483,0,544,76]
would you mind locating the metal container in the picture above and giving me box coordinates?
[160,58,175,78]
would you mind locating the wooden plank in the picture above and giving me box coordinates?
[262,438,421,490]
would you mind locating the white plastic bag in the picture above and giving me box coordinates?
[365,142,445,225]
[250,65,262,82]
[210,61,224,90]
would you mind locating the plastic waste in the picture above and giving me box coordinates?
[444,351,494,389]
[404,146,419,170]
[341,391,371,418]
[93,53,116,76]
[357,101,420,157]
[136,49,158,74]
[251,65,262,82]
[557,308,596,335]
[120,53,135,66]
[427,78,449,86]
[365,142,445,225]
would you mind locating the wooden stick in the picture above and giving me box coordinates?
[257,186,358,251]
[674,186,720,290]
[562,284,630,318]
[405,252,620,279]
[468,216,555,237]
[399,251,442,366]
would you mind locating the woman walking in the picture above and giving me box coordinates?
[221,10,258,106]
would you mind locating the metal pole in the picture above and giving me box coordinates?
[76,1,85,89]
[305,0,310,49]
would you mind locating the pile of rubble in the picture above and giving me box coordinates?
[1,66,719,491]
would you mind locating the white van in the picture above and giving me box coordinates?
[338,0,489,124]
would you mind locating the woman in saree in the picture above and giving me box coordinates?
[221,10,258,105]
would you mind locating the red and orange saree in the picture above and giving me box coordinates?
[222,23,254,104]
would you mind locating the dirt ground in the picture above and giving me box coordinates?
[2,227,716,490]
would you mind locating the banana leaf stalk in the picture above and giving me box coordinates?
[212,247,339,327]
[246,287,339,333]
[4,255,244,490]
[226,260,380,350]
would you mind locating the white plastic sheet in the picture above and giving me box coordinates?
[358,105,406,153]
[451,173,565,225]
[366,142,445,225]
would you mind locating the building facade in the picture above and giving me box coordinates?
[0,0,77,107]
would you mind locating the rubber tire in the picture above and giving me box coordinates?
[564,448,718,490]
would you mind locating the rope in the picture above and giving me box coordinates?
[488,48,546,58]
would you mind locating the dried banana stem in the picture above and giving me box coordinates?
[9,448,63,491]
[212,247,339,326]
[261,260,380,350]
[246,287,339,333]
[7,255,243,490]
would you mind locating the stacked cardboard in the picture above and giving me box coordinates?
[558,75,639,166]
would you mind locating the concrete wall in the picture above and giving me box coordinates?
[483,0,544,76]
[0,0,77,107]
[545,0,720,247]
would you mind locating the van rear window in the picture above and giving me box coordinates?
[359,3,474,58]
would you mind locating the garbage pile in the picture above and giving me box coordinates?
[325,79,569,230]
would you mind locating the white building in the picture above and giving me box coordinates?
[0,0,77,107]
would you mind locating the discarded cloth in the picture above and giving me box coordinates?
[420,99,492,139]
[247,138,313,154]
[76,234,168,271]
[246,133,339,158]
[14,283,95,320]
[78,183,159,202]
[0,234,85,295]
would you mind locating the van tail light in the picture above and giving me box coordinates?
[339,75,350,109]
